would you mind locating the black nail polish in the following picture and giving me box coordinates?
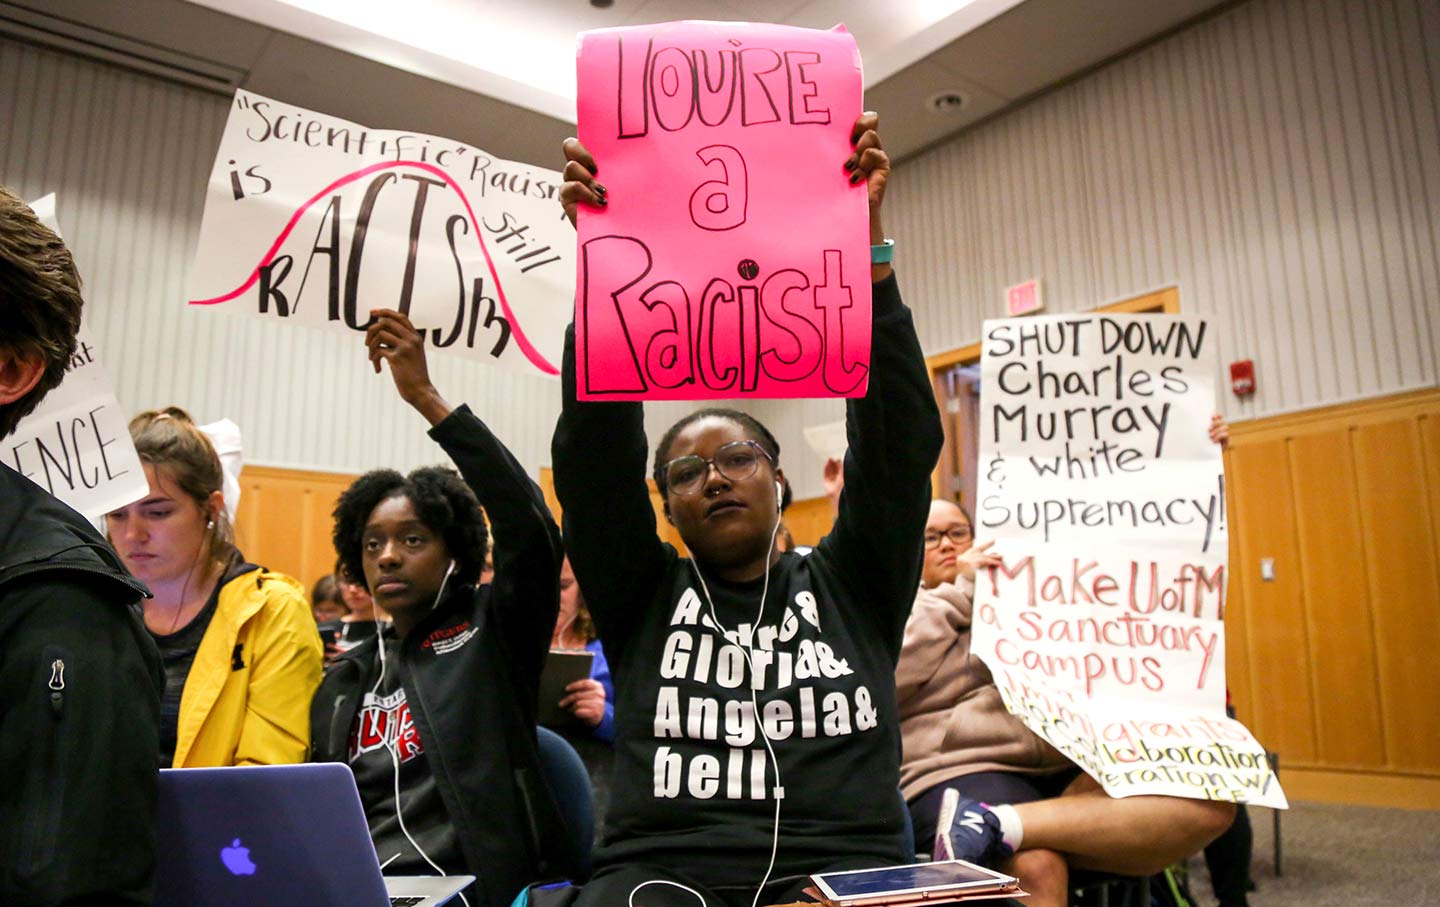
[844,160,857,171]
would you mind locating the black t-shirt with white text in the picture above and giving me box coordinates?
[553,275,943,887]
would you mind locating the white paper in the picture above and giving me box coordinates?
[971,314,1286,808]
[187,90,575,377]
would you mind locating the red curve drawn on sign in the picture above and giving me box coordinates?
[189,159,558,376]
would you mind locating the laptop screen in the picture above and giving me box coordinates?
[155,763,392,907]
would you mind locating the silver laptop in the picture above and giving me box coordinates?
[155,763,474,907]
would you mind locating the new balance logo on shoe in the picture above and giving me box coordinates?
[958,810,987,834]
[933,789,1013,868]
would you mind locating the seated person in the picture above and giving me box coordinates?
[334,569,382,650]
[311,574,349,624]
[109,407,322,767]
[0,186,164,906]
[548,556,616,841]
[551,114,969,907]
[898,498,1073,851]
[899,416,1235,906]
[549,556,615,744]
[317,566,382,665]
[310,309,574,907]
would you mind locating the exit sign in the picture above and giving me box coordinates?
[1007,279,1043,316]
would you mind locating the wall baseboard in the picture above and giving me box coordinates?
[1275,766,1440,811]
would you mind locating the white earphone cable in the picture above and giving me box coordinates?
[627,476,786,907]
[375,559,468,907]
[686,512,785,907]
[628,879,709,907]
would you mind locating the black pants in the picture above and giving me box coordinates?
[1202,803,1253,905]
[907,768,1079,856]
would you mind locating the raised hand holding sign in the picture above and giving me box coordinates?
[364,309,454,427]
[573,21,872,400]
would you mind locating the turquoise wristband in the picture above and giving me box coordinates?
[871,238,895,264]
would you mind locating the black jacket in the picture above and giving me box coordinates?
[0,464,164,906]
[310,405,575,907]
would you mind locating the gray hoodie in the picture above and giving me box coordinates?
[896,577,1070,800]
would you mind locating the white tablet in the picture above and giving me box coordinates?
[811,859,1020,906]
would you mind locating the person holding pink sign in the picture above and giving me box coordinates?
[551,114,962,907]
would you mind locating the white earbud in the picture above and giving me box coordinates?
[774,481,783,511]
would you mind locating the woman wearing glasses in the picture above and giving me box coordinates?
[551,112,948,907]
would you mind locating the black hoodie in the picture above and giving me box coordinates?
[0,464,164,906]
[310,405,578,907]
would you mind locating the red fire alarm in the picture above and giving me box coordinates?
[1230,360,1256,396]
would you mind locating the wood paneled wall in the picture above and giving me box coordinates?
[783,497,836,549]
[233,464,690,595]
[1225,387,1440,808]
[232,465,357,595]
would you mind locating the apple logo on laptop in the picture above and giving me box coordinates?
[220,839,257,876]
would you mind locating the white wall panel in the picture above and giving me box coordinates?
[0,36,564,482]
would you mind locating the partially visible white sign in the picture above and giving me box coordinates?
[5,195,148,518]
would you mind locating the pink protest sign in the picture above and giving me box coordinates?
[575,21,870,400]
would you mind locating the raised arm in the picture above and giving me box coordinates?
[551,324,666,657]
[432,407,561,700]
[818,114,945,648]
[551,138,669,658]
[367,309,563,697]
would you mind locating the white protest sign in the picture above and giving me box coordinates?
[187,90,574,376]
[6,195,148,518]
[972,315,1286,808]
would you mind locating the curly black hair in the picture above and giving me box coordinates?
[651,407,790,508]
[332,466,488,590]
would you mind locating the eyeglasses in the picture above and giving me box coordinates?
[658,440,773,497]
[923,526,973,549]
